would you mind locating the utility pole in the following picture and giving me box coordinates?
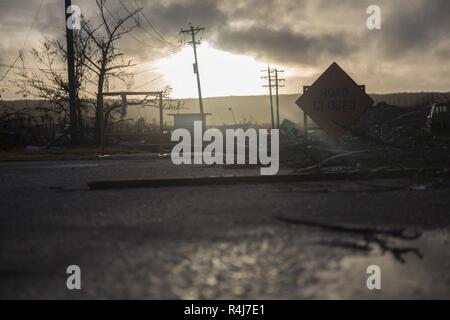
[65,0,78,145]
[261,66,275,129]
[274,69,285,128]
[228,107,237,126]
[262,66,285,129]
[180,23,205,120]
[302,86,309,140]
[159,92,164,155]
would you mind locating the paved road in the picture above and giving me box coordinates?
[1,155,449,299]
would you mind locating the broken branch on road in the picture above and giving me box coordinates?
[275,215,423,263]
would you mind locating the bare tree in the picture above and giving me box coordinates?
[16,0,142,145]
[79,0,142,145]
[16,37,92,141]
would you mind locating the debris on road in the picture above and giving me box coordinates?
[275,216,423,263]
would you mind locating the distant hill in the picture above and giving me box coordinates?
[165,92,450,127]
[2,91,450,128]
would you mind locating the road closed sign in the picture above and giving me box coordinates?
[295,62,374,139]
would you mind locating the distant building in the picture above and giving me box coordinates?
[169,113,211,133]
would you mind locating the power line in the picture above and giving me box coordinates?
[133,0,179,47]
[118,0,168,46]
[127,66,159,75]
[118,0,178,49]
[0,63,66,72]
[136,3,168,42]
[130,0,180,47]
[0,60,161,76]
[130,45,183,64]
[103,1,162,50]
[133,72,167,90]
[0,0,44,83]
[127,32,169,49]
[122,0,164,42]
[102,0,183,78]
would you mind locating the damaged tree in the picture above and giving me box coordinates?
[16,37,90,142]
[80,0,142,145]
[16,0,142,146]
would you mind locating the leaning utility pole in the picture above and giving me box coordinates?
[274,69,285,129]
[65,0,78,145]
[180,23,205,119]
[261,66,275,129]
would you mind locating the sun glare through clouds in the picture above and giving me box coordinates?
[157,42,279,98]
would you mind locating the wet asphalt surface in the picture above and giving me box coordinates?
[1,155,450,299]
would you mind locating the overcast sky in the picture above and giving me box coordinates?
[1,0,450,99]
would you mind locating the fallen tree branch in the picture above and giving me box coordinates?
[275,216,423,263]
[274,216,422,240]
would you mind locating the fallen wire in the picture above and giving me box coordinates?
[295,148,390,173]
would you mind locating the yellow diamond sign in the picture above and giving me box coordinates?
[295,62,374,139]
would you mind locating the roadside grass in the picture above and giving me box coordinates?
[0,145,147,161]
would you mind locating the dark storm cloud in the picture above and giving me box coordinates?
[139,0,450,66]
[146,0,226,31]
[381,0,450,56]
[1,0,450,93]
[0,0,64,64]
[137,0,360,65]
[2,0,449,65]
[214,25,355,65]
